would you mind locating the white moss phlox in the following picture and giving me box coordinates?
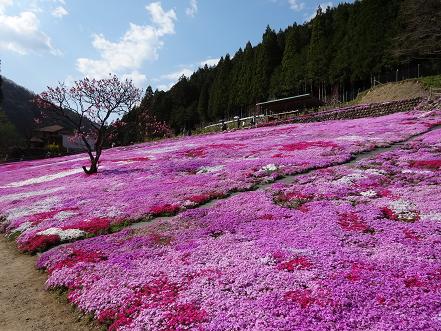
[37,228,86,241]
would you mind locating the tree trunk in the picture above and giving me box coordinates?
[82,158,98,175]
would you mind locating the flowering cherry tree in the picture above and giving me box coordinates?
[35,75,141,174]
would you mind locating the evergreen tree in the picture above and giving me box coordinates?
[238,41,256,108]
[253,26,282,102]
[197,82,210,123]
[281,24,309,95]
[208,55,232,119]
[140,86,154,111]
[142,0,441,131]
[0,72,3,110]
[307,6,329,83]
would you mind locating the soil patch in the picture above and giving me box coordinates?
[0,236,98,331]
[358,80,428,104]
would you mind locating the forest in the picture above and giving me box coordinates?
[119,0,441,140]
[1,0,441,149]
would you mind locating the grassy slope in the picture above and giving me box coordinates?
[420,75,441,89]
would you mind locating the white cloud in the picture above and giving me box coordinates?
[157,83,175,91]
[161,68,193,81]
[51,5,68,18]
[122,71,147,88]
[288,0,304,11]
[200,58,220,67]
[145,1,177,36]
[154,67,194,91]
[76,2,177,84]
[308,2,333,20]
[186,0,198,17]
[76,24,159,78]
[0,7,59,55]
[155,57,220,91]
[0,0,12,11]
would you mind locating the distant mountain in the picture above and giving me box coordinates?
[2,78,93,140]
[2,78,44,140]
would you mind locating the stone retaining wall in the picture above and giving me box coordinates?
[292,97,423,123]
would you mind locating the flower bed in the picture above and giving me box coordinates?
[1,110,441,252]
[36,126,441,330]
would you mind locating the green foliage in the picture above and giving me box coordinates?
[113,85,172,145]
[142,0,440,133]
[46,143,61,154]
[307,6,329,82]
[0,74,24,159]
[0,74,3,109]
[0,111,22,159]
[421,75,441,89]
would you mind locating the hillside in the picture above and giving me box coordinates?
[127,0,441,136]
[357,80,429,104]
[2,78,85,140]
[1,78,96,153]
[2,79,43,141]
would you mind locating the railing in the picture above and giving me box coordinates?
[430,87,441,99]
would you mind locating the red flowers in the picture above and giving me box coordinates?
[150,204,180,216]
[165,303,208,330]
[98,278,181,330]
[403,229,422,241]
[73,218,112,235]
[338,213,369,232]
[184,148,206,158]
[411,160,441,170]
[188,194,211,204]
[278,256,313,272]
[280,141,338,151]
[284,289,315,308]
[48,249,106,274]
[18,234,60,253]
[404,276,425,288]
[346,263,364,282]
[274,191,313,209]
[382,207,399,221]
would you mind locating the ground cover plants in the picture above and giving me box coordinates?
[36,118,441,330]
[1,110,441,252]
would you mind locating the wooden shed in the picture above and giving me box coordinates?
[256,94,322,115]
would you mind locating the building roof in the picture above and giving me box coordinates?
[36,125,64,133]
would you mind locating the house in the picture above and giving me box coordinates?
[30,125,66,149]
[30,125,95,153]
[62,134,95,153]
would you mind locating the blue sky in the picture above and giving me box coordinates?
[1,0,351,93]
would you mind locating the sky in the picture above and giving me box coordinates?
[0,0,352,94]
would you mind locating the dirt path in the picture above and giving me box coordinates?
[0,236,98,331]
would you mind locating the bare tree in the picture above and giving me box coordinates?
[35,75,141,174]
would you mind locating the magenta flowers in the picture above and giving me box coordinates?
[2,109,441,253]
[2,99,441,329]
[36,124,441,330]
